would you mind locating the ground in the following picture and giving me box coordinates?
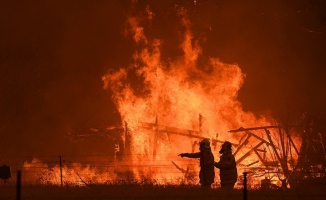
[1,184,326,200]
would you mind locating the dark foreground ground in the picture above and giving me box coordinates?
[1,184,326,200]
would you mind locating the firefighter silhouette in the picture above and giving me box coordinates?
[179,138,215,187]
[214,141,238,189]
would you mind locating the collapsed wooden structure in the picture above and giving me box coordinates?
[68,112,325,188]
[138,114,325,188]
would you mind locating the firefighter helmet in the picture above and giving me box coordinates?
[219,141,232,154]
[199,138,211,149]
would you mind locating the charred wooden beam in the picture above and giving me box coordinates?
[253,149,268,168]
[171,161,188,173]
[236,141,265,164]
[255,148,267,153]
[233,131,268,157]
[152,116,158,160]
[141,122,237,146]
[285,130,300,156]
[245,131,271,145]
[199,113,203,133]
[264,129,289,178]
[233,133,251,156]
[246,160,260,167]
[229,126,281,133]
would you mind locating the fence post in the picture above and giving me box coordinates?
[59,156,63,186]
[16,170,21,200]
[243,172,247,200]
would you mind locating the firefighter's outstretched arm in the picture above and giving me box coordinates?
[179,153,187,158]
[179,152,201,158]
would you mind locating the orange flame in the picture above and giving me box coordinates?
[101,7,284,187]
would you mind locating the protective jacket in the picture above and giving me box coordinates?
[214,151,237,187]
[183,149,215,186]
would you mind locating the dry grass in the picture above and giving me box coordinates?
[1,184,325,200]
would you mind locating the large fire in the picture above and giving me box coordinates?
[100,7,300,188]
[22,5,303,188]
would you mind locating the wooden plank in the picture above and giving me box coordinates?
[236,141,265,164]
